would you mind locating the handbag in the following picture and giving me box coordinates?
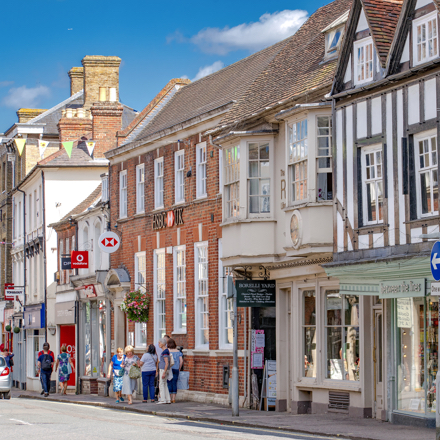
[117,367,125,377]
[169,352,175,368]
[129,364,142,379]
[67,362,72,375]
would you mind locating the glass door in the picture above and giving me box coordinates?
[374,310,384,418]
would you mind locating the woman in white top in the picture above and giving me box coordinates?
[139,344,158,403]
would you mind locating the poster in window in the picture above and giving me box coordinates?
[330,359,343,380]
[397,298,412,328]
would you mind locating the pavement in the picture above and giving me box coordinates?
[12,389,434,440]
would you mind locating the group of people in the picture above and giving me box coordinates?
[108,335,183,405]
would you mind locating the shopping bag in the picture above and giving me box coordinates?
[177,371,189,390]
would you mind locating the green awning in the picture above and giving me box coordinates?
[340,284,379,296]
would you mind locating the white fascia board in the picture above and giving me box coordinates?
[16,124,45,135]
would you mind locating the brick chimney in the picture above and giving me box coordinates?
[68,67,84,96]
[82,56,121,110]
[16,108,47,123]
[58,109,93,145]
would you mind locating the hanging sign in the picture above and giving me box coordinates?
[98,231,120,253]
[71,251,89,268]
[5,288,23,302]
[235,280,276,307]
[61,257,71,270]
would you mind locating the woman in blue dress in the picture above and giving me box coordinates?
[55,344,75,395]
[107,347,125,403]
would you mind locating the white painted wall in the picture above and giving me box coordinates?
[356,8,369,32]
[424,78,437,120]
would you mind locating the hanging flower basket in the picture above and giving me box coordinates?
[120,290,151,323]
[5,325,11,332]
[13,327,20,334]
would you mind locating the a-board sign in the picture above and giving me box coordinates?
[235,280,276,307]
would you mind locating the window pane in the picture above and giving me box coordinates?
[304,290,316,325]
[304,327,317,378]
[259,144,269,160]
[327,292,342,325]
[249,143,258,159]
[344,326,360,381]
[420,171,430,214]
[327,327,343,379]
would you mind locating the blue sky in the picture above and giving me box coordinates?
[0,0,329,131]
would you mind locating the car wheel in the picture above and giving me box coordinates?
[4,391,11,399]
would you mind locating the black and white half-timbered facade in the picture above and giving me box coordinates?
[326,0,440,427]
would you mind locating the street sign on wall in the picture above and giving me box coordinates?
[235,280,276,307]
[431,241,440,280]
[98,231,120,253]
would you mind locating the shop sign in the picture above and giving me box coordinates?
[431,282,440,296]
[153,207,184,230]
[4,283,14,300]
[98,231,120,254]
[236,280,276,307]
[61,257,71,270]
[379,278,425,299]
[55,301,76,325]
[5,288,24,302]
[71,251,89,268]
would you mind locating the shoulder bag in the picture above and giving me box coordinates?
[129,364,142,379]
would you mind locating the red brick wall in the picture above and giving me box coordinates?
[58,118,93,145]
[91,103,123,158]
[54,223,76,285]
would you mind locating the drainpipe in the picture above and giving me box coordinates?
[42,171,47,341]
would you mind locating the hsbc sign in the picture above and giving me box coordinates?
[98,231,120,254]
[153,207,184,230]
[71,251,89,269]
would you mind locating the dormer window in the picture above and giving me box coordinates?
[326,26,344,56]
[354,37,374,85]
[413,11,438,65]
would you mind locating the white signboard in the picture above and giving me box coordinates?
[397,297,412,328]
[98,231,120,254]
[255,333,265,348]
[252,352,263,368]
[5,289,24,302]
[431,282,440,296]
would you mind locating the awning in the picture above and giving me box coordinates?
[340,284,379,296]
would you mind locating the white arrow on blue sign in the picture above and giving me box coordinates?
[430,241,440,280]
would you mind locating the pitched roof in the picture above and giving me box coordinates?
[217,0,352,129]
[129,41,288,144]
[362,0,404,67]
[38,143,108,167]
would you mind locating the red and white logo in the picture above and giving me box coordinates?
[167,210,175,227]
[98,231,120,254]
[71,251,89,268]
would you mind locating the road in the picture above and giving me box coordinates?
[0,398,348,440]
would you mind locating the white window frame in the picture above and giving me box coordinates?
[134,251,147,349]
[415,130,438,218]
[175,150,185,204]
[154,157,164,209]
[224,145,240,219]
[101,175,109,202]
[361,145,384,225]
[316,115,333,201]
[248,141,271,216]
[119,170,127,218]
[153,249,166,343]
[196,142,207,199]
[173,245,186,334]
[194,241,209,349]
[12,198,16,239]
[218,239,233,349]
[354,37,374,85]
[218,149,223,194]
[413,11,438,66]
[136,163,145,214]
[289,118,309,204]
[325,25,344,57]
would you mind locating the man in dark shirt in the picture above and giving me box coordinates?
[37,342,54,396]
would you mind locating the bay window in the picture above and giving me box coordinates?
[289,119,308,202]
[361,146,383,224]
[224,145,240,219]
[173,245,186,333]
[248,142,270,214]
[135,252,147,349]
[316,116,333,201]
[175,150,185,204]
[195,242,209,348]
[154,157,164,209]
[136,164,145,214]
[154,249,166,341]
[119,170,127,218]
[196,142,207,198]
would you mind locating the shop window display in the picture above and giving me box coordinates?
[303,290,317,377]
[325,291,360,381]
[396,296,438,416]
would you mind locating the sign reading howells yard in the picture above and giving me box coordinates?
[235,280,276,307]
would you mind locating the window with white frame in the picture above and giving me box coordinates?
[196,142,207,198]
[414,12,438,65]
[154,249,166,341]
[175,150,185,204]
[317,116,333,201]
[303,290,316,378]
[136,164,145,214]
[248,142,270,214]
[12,199,16,239]
[119,170,127,218]
[173,246,186,333]
[195,242,209,348]
[65,238,70,284]
[416,133,438,216]
[361,146,383,224]
[325,291,360,381]
[101,174,109,202]
[289,119,308,202]
[218,239,233,347]
[154,157,164,209]
[325,26,344,56]
[135,251,147,348]
[354,37,373,85]
[224,146,240,218]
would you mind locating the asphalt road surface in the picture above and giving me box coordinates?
[0,398,349,440]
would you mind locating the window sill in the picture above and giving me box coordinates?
[152,206,164,213]
[220,218,276,227]
[195,195,208,202]
[173,201,185,207]
[133,212,146,219]
[116,217,129,223]
[192,348,210,355]
[295,379,361,392]
[171,330,187,336]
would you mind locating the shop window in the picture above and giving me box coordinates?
[224,145,240,219]
[27,330,44,378]
[303,290,316,378]
[218,239,233,348]
[413,12,438,66]
[396,296,438,416]
[248,142,270,214]
[154,249,166,341]
[325,291,360,381]
[173,245,186,333]
[354,37,374,85]
[361,146,383,224]
[195,242,209,348]
[175,150,185,204]
[289,119,308,203]
[119,170,127,218]
[415,132,438,217]
[154,157,164,209]
[196,142,207,198]
[136,164,145,214]
[316,116,333,201]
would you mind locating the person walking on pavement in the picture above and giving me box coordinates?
[121,345,140,405]
[55,344,74,395]
[167,338,183,403]
[156,338,170,405]
[139,344,158,403]
[37,343,54,397]
[107,347,125,403]
[38,343,54,395]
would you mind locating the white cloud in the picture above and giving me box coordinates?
[192,61,225,81]
[0,81,14,88]
[2,85,51,109]
[190,10,308,55]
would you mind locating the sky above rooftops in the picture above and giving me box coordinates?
[0,0,329,131]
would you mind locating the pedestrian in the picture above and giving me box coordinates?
[38,343,54,395]
[0,344,14,370]
[139,344,158,403]
[167,338,183,403]
[156,338,170,404]
[37,343,54,397]
[107,347,125,403]
[121,345,140,405]
[55,344,74,395]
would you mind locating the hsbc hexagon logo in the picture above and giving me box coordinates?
[98,231,121,254]
[71,251,89,268]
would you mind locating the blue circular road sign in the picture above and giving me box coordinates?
[430,241,440,280]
